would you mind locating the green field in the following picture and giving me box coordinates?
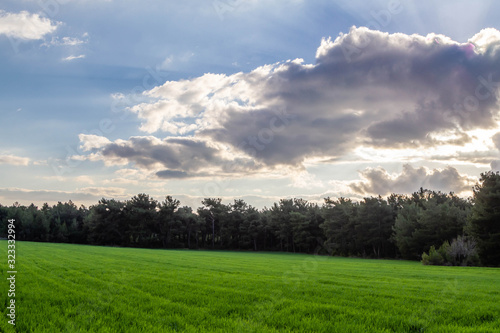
[1,241,499,332]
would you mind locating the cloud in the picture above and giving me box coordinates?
[431,150,498,165]
[157,52,195,70]
[62,54,86,61]
[0,11,58,40]
[489,132,500,170]
[103,178,139,185]
[0,187,128,207]
[75,175,96,185]
[350,164,476,196]
[130,73,233,133]
[288,170,325,189]
[128,28,500,164]
[492,132,500,150]
[47,35,89,47]
[99,136,222,171]
[82,27,500,185]
[115,168,139,177]
[159,55,173,69]
[469,28,500,56]
[156,170,189,179]
[79,135,262,176]
[0,154,30,166]
[77,187,128,197]
[79,134,111,151]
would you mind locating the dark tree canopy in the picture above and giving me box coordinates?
[392,190,470,260]
[467,172,500,266]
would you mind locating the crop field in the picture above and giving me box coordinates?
[1,241,499,332]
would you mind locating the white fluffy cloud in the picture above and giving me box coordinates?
[0,154,30,166]
[130,73,234,133]
[0,11,58,40]
[79,134,111,151]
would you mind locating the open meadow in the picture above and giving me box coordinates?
[1,241,499,332]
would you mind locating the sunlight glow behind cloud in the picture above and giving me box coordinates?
[78,27,500,197]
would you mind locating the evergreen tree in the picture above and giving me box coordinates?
[158,196,181,248]
[467,172,500,266]
[356,197,395,258]
[85,199,126,245]
[321,197,358,256]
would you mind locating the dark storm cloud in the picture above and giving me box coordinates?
[195,27,500,165]
[156,170,189,179]
[85,135,262,177]
[100,136,223,172]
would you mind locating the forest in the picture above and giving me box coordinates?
[1,172,499,266]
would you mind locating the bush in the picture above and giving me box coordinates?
[422,245,444,265]
[438,241,451,264]
[447,236,480,266]
[422,236,480,266]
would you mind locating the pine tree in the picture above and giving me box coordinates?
[467,172,500,266]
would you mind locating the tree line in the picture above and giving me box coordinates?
[1,172,499,266]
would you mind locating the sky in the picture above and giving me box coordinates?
[1,0,500,209]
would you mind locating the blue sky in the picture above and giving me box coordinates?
[1,0,500,209]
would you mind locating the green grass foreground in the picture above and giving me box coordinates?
[1,241,499,332]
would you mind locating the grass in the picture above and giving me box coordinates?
[1,241,499,332]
